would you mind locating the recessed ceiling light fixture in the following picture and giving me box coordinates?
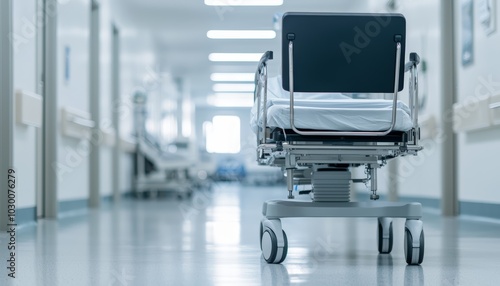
[213,83,255,92]
[207,30,276,39]
[209,53,262,62]
[210,73,254,82]
[204,0,283,6]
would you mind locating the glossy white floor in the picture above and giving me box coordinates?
[2,183,500,285]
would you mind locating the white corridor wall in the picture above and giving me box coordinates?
[9,0,150,213]
[454,0,500,204]
[56,0,91,202]
[12,0,38,209]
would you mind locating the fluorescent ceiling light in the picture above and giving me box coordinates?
[209,53,262,62]
[205,0,283,6]
[207,30,276,39]
[207,93,254,107]
[211,73,254,82]
[212,92,253,97]
[213,83,255,92]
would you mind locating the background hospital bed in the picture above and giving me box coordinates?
[133,93,212,199]
[253,12,424,265]
[134,134,194,199]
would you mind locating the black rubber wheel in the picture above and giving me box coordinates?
[276,230,288,264]
[378,220,393,254]
[259,222,264,250]
[262,229,278,263]
[405,228,424,265]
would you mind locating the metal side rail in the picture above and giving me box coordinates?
[285,144,422,158]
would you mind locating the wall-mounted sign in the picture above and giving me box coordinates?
[478,0,496,35]
[461,0,474,66]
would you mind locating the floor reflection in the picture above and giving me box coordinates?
[261,259,290,286]
[378,253,425,286]
[377,254,393,286]
[36,220,59,286]
[441,217,459,285]
[404,265,424,286]
[7,184,500,285]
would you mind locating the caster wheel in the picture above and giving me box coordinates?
[378,217,393,254]
[276,230,288,264]
[261,228,288,264]
[261,229,278,263]
[260,222,264,250]
[404,220,424,265]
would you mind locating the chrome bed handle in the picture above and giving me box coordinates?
[255,51,273,146]
[490,102,500,109]
[70,116,96,128]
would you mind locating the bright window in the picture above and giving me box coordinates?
[205,116,241,154]
[161,115,177,142]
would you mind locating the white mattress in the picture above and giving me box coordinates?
[251,98,413,133]
[250,76,413,133]
[250,77,412,133]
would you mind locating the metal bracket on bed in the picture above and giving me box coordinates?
[406,52,421,146]
[287,39,403,137]
[263,200,422,220]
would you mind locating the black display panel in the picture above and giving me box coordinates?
[282,12,406,93]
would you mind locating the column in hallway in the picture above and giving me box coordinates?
[0,0,14,230]
[43,0,59,218]
[440,0,458,216]
[89,0,101,208]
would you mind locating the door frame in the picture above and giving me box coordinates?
[440,0,458,216]
[89,0,101,207]
[111,24,121,202]
[35,0,44,218]
[0,0,14,231]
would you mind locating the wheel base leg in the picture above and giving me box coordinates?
[378,217,393,254]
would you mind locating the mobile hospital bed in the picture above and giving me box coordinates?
[252,13,424,265]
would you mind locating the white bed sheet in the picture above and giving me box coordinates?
[250,76,414,133]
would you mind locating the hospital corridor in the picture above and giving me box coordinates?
[1,0,500,285]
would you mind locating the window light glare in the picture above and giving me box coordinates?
[207,30,276,39]
[211,93,254,98]
[205,116,241,154]
[210,73,254,82]
[204,0,283,6]
[207,93,254,107]
[209,53,262,62]
[213,83,255,92]
[207,99,253,108]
